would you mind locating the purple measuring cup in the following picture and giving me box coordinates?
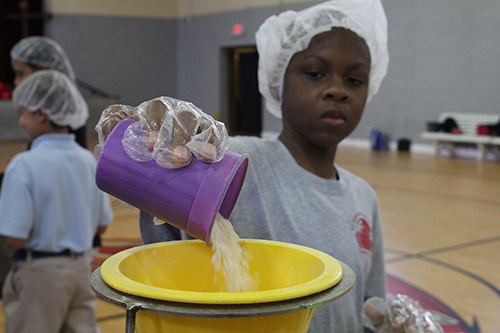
[95,119,248,245]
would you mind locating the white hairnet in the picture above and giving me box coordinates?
[255,0,389,118]
[12,70,88,130]
[10,36,76,82]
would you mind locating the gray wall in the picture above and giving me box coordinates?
[353,0,500,143]
[48,15,178,107]
[44,1,500,144]
[176,5,297,131]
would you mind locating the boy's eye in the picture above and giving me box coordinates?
[306,70,324,80]
[347,77,364,85]
[346,73,369,86]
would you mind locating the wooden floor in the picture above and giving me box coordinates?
[0,137,498,333]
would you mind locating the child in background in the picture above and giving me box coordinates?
[96,0,388,331]
[10,36,89,148]
[9,35,102,264]
[0,70,113,333]
[1,37,95,298]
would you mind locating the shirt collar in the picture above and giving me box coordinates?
[31,133,76,149]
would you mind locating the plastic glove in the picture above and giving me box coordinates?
[363,294,444,333]
[94,104,139,158]
[94,96,228,169]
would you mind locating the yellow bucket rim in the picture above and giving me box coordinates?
[100,239,343,305]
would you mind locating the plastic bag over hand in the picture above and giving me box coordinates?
[94,96,228,169]
[363,294,444,333]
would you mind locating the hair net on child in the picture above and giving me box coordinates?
[12,70,88,130]
[256,0,389,118]
[10,36,76,82]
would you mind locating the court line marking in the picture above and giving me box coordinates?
[386,236,500,261]
[385,242,500,299]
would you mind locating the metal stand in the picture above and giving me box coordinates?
[91,261,355,333]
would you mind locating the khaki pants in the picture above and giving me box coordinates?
[2,254,98,333]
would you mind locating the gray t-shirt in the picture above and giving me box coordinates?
[228,136,385,332]
[139,136,386,332]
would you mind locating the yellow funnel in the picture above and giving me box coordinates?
[94,239,354,333]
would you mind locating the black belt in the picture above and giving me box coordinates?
[14,249,85,261]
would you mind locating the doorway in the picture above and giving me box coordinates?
[226,46,261,137]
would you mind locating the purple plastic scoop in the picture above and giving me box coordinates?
[95,119,248,245]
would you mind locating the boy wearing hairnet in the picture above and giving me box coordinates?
[7,36,102,289]
[228,1,387,331]
[0,70,113,333]
[10,36,89,148]
[95,0,392,332]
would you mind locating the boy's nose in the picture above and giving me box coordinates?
[323,77,348,102]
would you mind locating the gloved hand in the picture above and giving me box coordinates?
[94,103,138,158]
[94,96,228,168]
[363,294,444,333]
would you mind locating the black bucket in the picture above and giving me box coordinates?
[398,138,411,152]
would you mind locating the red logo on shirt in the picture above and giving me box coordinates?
[351,213,372,255]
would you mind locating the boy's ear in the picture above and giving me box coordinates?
[35,109,50,123]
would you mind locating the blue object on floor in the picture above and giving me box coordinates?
[370,129,389,150]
